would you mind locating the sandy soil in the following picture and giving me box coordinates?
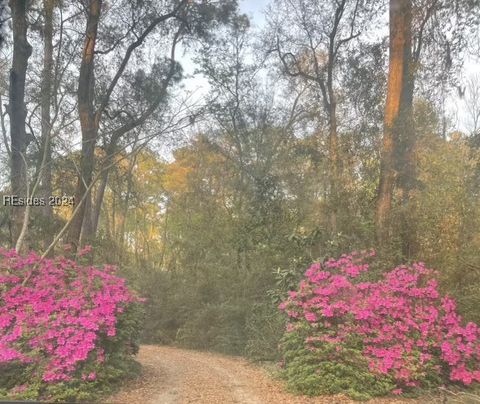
[106,345,435,404]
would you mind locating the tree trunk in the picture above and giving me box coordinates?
[117,152,137,260]
[325,10,341,237]
[39,0,55,255]
[328,95,338,235]
[88,133,121,239]
[79,191,93,246]
[90,168,108,236]
[9,0,32,249]
[396,77,416,258]
[376,0,412,247]
[67,0,102,250]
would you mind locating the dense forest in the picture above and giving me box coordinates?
[1,0,480,402]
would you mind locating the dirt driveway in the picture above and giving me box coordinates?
[106,345,432,404]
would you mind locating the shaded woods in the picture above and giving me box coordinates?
[1,0,480,400]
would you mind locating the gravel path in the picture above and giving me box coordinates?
[106,345,429,404]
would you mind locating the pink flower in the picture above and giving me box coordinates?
[304,312,317,322]
[322,306,334,317]
[11,384,28,394]
[279,250,480,390]
[0,249,143,384]
[78,245,93,257]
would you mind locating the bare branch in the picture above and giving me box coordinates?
[94,0,188,123]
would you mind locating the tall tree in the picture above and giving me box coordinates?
[9,0,32,248]
[376,0,480,253]
[68,0,101,248]
[376,0,413,247]
[268,0,381,236]
[67,0,240,250]
[67,0,188,249]
[39,0,55,254]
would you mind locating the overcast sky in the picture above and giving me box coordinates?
[241,0,268,25]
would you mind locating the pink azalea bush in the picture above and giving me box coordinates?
[279,250,480,399]
[0,248,144,401]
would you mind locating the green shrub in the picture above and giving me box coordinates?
[281,322,396,401]
[0,250,144,402]
[245,303,285,361]
[176,302,247,354]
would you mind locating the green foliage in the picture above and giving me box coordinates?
[280,323,396,400]
[244,304,285,361]
[409,130,480,323]
[176,302,247,355]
